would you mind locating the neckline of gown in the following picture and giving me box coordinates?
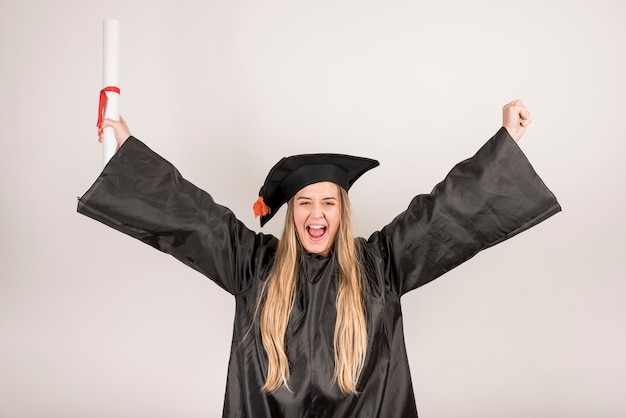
[301,251,333,284]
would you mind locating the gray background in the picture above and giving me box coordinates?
[1,0,624,416]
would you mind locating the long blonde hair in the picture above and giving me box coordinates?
[259,187,367,395]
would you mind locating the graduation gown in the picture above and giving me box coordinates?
[77,128,561,417]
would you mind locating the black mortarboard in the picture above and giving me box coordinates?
[253,153,380,226]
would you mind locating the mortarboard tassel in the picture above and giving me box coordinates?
[253,196,271,218]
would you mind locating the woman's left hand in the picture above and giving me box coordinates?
[502,99,532,142]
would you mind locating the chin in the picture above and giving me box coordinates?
[307,246,329,256]
[303,241,331,256]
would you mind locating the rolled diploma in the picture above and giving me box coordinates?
[102,19,120,167]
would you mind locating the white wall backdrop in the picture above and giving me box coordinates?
[1,0,624,417]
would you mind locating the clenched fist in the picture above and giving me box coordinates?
[502,99,531,142]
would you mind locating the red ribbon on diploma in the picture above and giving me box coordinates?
[97,86,121,131]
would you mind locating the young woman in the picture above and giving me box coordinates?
[79,100,560,417]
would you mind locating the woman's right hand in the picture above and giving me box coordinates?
[98,116,131,148]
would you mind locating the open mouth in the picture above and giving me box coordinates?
[306,225,327,240]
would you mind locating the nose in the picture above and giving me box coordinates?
[310,202,324,218]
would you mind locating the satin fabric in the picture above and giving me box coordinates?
[77,128,560,417]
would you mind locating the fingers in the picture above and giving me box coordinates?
[97,117,130,145]
[98,118,118,131]
[519,108,532,127]
[503,99,527,116]
[503,100,532,125]
[97,119,111,142]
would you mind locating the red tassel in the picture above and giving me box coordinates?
[253,196,271,218]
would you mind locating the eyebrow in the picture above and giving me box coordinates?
[295,196,338,201]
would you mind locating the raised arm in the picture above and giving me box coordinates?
[80,122,278,295]
[365,101,560,296]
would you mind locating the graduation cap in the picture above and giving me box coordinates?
[253,153,380,226]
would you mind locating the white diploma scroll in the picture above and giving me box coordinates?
[102,19,120,167]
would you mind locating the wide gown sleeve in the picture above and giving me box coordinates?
[77,137,277,295]
[366,128,561,296]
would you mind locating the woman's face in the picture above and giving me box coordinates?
[292,181,341,256]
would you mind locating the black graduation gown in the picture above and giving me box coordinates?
[77,128,561,417]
